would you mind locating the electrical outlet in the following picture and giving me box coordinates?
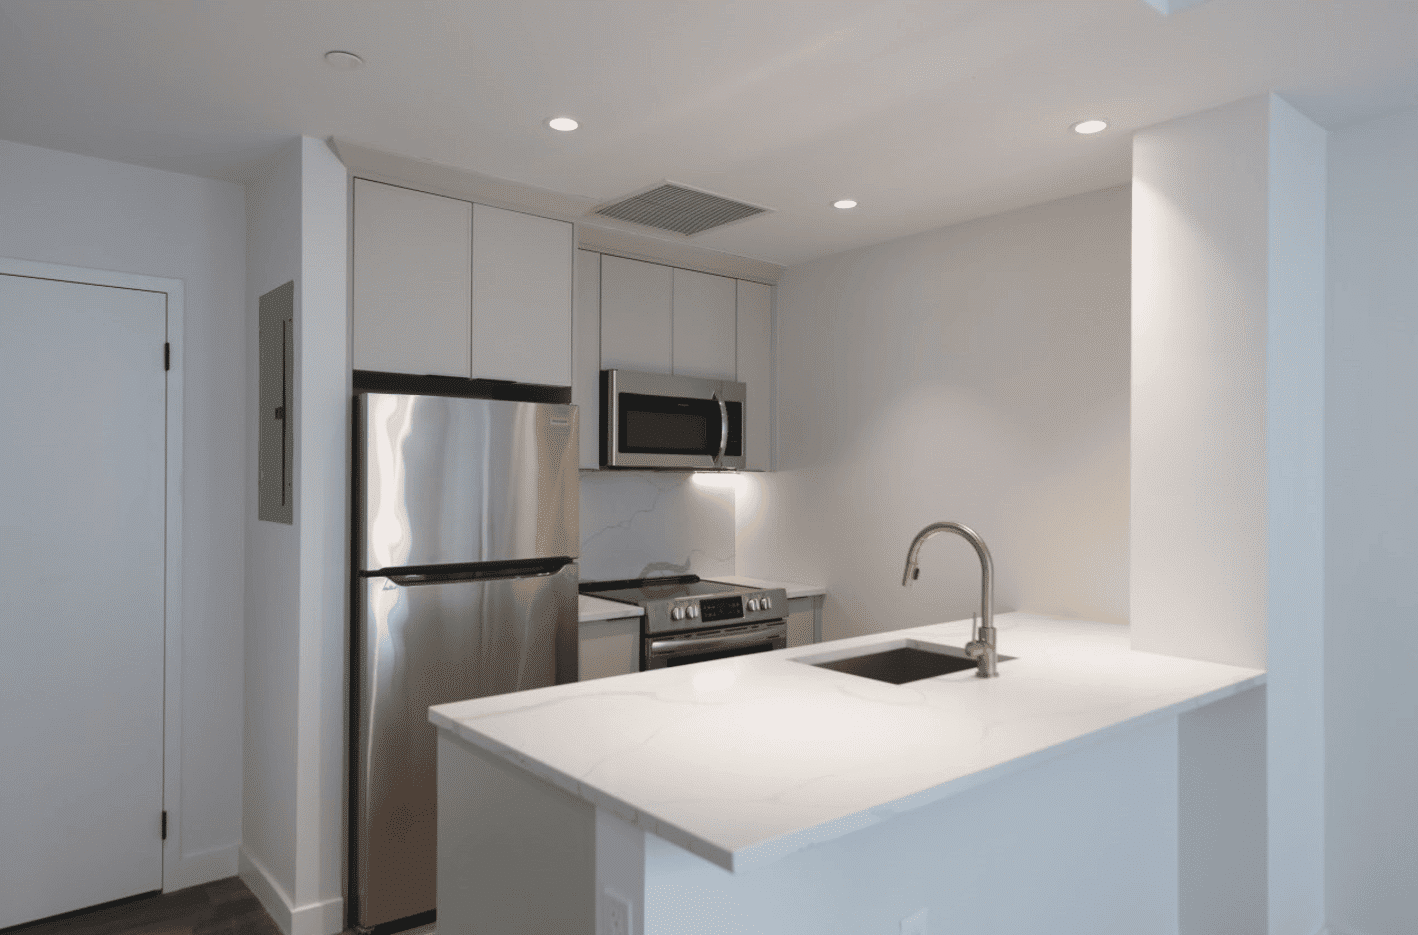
[600,888,632,935]
[900,907,928,935]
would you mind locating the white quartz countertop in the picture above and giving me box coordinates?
[707,575,826,599]
[430,612,1264,873]
[577,594,644,623]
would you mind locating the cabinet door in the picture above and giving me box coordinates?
[578,617,642,680]
[353,179,472,377]
[471,203,573,386]
[786,598,816,648]
[672,268,737,380]
[736,280,773,471]
[600,255,672,374]
[573,250,602,469]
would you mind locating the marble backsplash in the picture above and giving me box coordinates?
[577,470,736,583]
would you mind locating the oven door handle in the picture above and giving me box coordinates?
[713,395,729,467]
[650,624,785,657]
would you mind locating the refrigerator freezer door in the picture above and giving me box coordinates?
[354,562,578,929]
[357,393,579,571]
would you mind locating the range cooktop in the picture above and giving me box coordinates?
[580,575,788,635]
[580,575,758,605]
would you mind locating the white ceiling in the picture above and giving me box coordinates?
[1,0,1415,266]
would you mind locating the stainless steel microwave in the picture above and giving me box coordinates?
[600,370,746,470]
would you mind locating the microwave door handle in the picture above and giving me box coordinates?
[714,396,729,466]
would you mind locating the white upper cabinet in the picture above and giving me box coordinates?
[573,250,602,469]
[600,255,672,374]
[672,268,737,381]
[353,179,472,377]
[594,250,775,470]
[471,203,573,386]
[352,180,574,386]
[736,280,772,471]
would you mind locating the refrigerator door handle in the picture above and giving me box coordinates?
[377,556,574,587]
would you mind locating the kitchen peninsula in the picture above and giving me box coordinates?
[430,613,1263,934]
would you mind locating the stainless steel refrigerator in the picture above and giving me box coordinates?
[351,391,579,931]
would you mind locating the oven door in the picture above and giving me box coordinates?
[642,620,786,669]
[602,370,745,470]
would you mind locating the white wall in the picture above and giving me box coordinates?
[737,186,1130,637]
[0,137,247,889]
[240,137,348,935]
[1325,103,1418,935]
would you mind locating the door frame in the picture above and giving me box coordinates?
[0,256,185,893]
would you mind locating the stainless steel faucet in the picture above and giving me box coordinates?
[901,522,998,678]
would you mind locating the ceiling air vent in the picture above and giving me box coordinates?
[593,182,771,236]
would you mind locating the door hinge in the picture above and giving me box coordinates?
[164,343,171,371]
[161,811,168,840]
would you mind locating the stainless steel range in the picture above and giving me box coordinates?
[581,575,789,669]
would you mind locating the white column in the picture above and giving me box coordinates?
[1131,94,1326,934]
[1323,103,1418,935]
[240,137,351,935]
[293,135,351,935]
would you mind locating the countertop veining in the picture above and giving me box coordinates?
[430,612,1264,872]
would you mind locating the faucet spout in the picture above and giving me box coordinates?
[901,522,998,678]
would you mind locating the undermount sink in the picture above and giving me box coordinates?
[808,643,1015,684]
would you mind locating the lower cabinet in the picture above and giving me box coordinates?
[578,616,641,680]
[786,598,816,648]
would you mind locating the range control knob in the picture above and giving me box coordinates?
[671,606,686,621]
[761,596,773,611]
[748,598,761,612]
[687,605,700,619]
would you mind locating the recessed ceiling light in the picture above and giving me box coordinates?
[548,117,579,132]
[1072,119,1108,135]
[833,199,858,210]
[323,50,365,71]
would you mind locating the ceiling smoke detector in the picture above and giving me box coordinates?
[593,182,772,236]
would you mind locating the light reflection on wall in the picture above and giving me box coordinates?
[579,470,736,580]
[690,470,767,538]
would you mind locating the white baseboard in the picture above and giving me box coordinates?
[239,847,294,935]
[165,842,240,892]
[296,894,345,935]
[238,846,345,935]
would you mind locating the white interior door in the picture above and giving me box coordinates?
[0,273,167,929]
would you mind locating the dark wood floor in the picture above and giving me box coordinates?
[2,877,284,935]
